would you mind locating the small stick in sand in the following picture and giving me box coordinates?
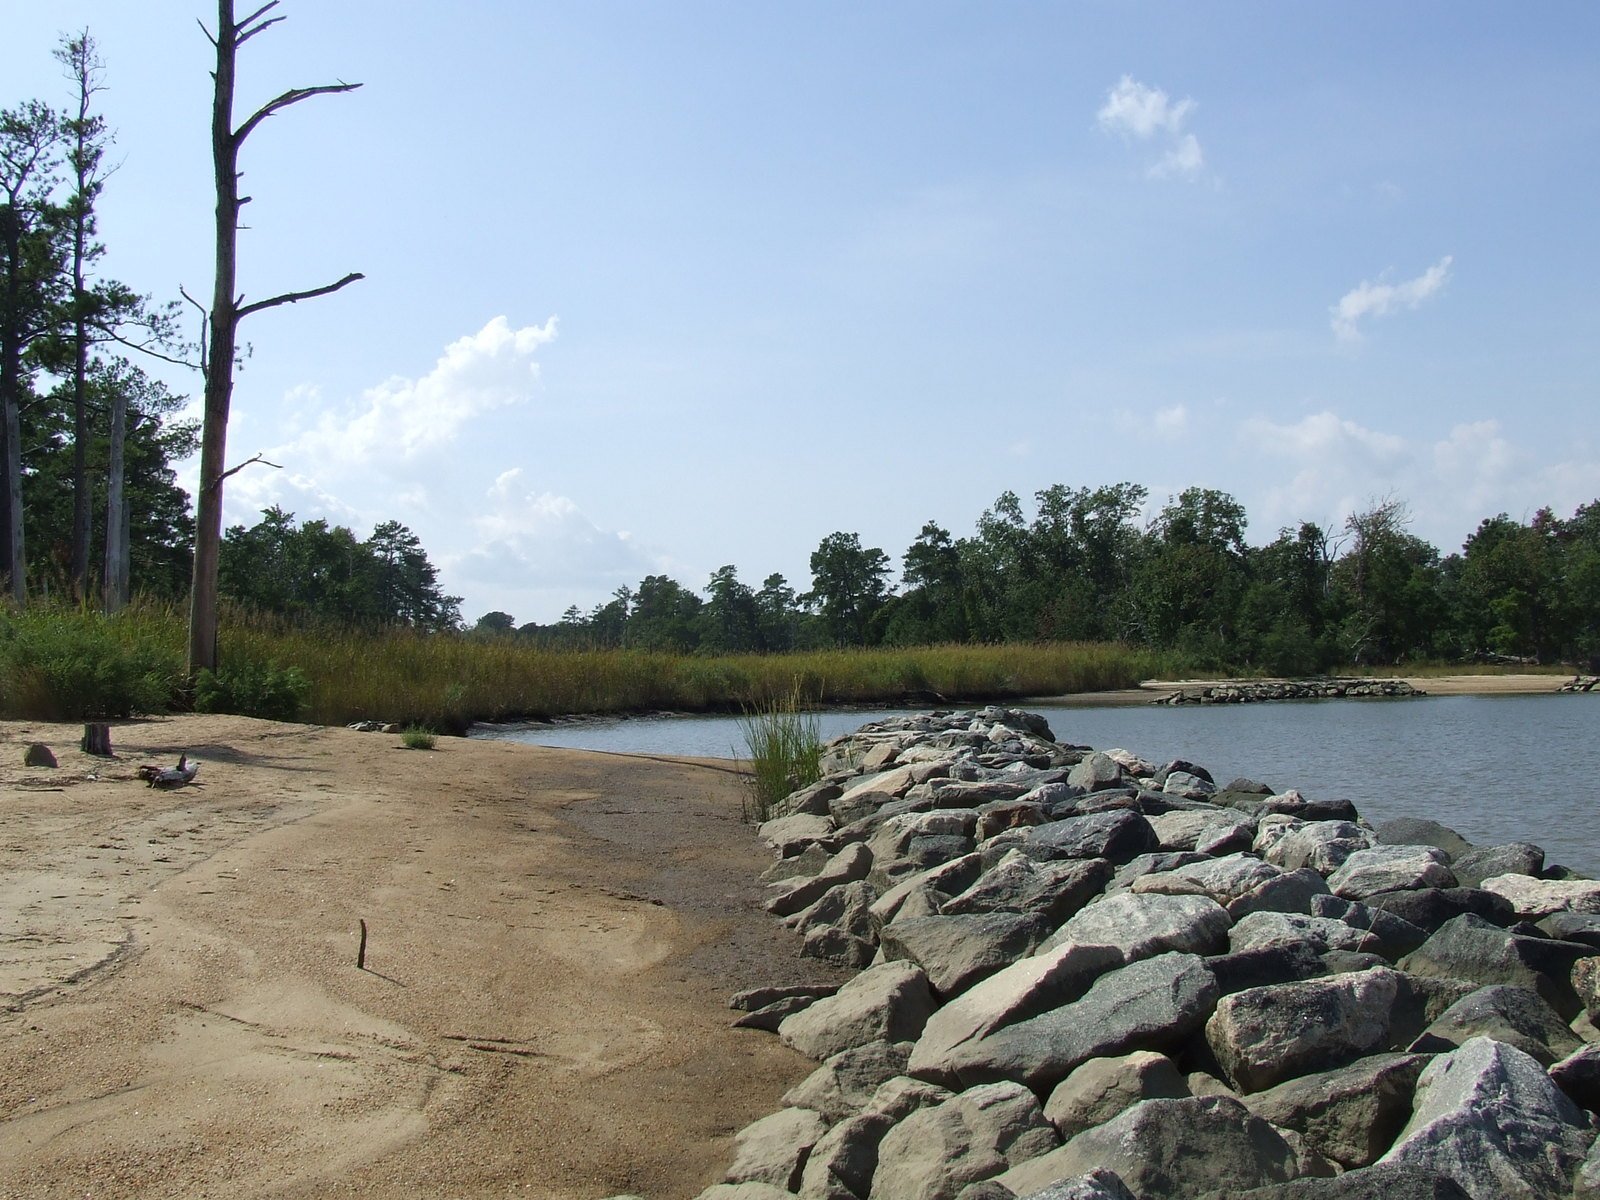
[357,919,368,970]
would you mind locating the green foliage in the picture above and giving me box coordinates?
[400,725,436,750]
[0,603,179,718]
[193,660,310,722]
[736,684,823,823]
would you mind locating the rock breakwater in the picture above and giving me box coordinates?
[704,707,1600,1200]
[1151,679,1425,705]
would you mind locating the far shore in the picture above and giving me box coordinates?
[1037,672,1575,707]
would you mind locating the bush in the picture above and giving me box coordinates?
[736,683,823,823]
[194,661,311,722]
[0,609,179,719]
[400,725,436,750]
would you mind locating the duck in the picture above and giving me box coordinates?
[140,755,200,789]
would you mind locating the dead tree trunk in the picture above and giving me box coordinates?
[186,0,362,673]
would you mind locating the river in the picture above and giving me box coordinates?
[473,694,1598,877]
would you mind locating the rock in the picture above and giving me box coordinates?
[799,1111,895,1200]
[907,942,1125,1082]
[1480,872,1600,917]
[871,854,986,929]
[1410,983,1582,1066]
[1234,1163,1472,1198]
[1448,842,1545,889]
[1025,810,1158,865]
[1550,1043,1600,1114]
[735,994,829,1031]
[1137,855,1331,919]
[1230,911,1392,959]
[726,1106,829,1191]
[870,1081,1060,1200]
[764,842,832,883]
[1066,753,1125,793]
[879,912,1051,999]
[803,925,879,969]
[1305,895,1431,959]
[1359,887,1515,933]
[789,879,879,941]
[1379,1036,1595,1199]
[1043,1050,1191,1139]
[940,855,1111,926]
[996,1096,1304,1200]
[1398,913,1596,1021]
[762,813,837,856]
[1327,846,1455,900]
[976,801,1050,840]
[1205,967,1401,1093]
[776,779,846,819]
[22,742,56,768]
[1011,1169,1137,1199]
[769,843,875,918]
[1576,955,1600,1021]
[785,1040,914,1123]
[1373,818,1472,861]
[918,952,1218,1093]
[1042,891,1231,962]
[1205,942,1329,996]
[1264,821,1376,874]
[779,961,939,1062]
[1538,911,1600,950]
[1108,851,1212,892]
[864,1075,953,1123]
[696,1185,798,1200]
[1160,769,1216,800]
[1244,1053,1428,1169]
[1576,1143,1600,1200]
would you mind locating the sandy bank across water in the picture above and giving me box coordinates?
[0,715,839,1199]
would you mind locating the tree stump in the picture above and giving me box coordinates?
[81,723,113,756]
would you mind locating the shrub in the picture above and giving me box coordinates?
[400,725,436,750]
[194,661,311,722]
[0,608,179,719]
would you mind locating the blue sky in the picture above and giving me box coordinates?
[5,3,1597,623]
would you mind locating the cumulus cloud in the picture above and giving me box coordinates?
[1097,76,1204,179]
[1330,256,1452,341]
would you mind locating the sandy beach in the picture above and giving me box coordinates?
[0,716,841,1200]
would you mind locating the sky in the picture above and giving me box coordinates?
[4,2,1598,624]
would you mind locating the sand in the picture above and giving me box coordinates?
[0,716,842,1200]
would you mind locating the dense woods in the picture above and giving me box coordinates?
[498,486,1600,672]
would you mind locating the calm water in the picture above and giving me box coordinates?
[474,695,1599,877]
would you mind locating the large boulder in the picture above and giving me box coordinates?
[996,1095,1305,1200]
[1372,818,1472,860]
[879,912,1051,999]
[1234,1163,1472,1198]
[940,855,1111,926]
[1043,1050,1191,1140]
[780,961,939,1062]
[1551,1043,1600,1115]
[1480,872,1600,918]
[907,942,1125,1081]
[1327,847,1455,900]
[1397,913,1596,1021]
[1025,810,1159,865]
[761,812,836,857]
[1379,1036,1596,1199]
[1008,1170,1137,1199]
[725,1106,830,1191]
[784,1040,914,1123]
[915,952,1218,1093]
[1243,1053,1428,1169]
[1264,821,1376,875]
[798,1112,895,1200]
[1205,967,1400,1093]
[870,1081,1060,1200]
[1041,891,1231,961]
[1409,983,1582,1066]
[1448,842,1544,889]
[871,854,986,929]
[770,843,875,917]
[1359,887,1515,934]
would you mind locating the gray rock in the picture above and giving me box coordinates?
[1043,1050,1190,1140]
[870,1081,1060,1200]
[789,879,879,941]
[1305,895,1431,959]
[976,801,1050,840]
[1397,912,1596,1021]
[1137,854,1331,919]
[1042,891,1231,961]
[1576,1141,1600,1200]
[785,1040,914,1123]
[770,843,875,918]
[735,994,830,1031]
[803,925,879,968]
[907,941,1125,1082]
[1448,842,1544,889]
[1327,846,1455,900]
[1359,886,1515,933]
[1379,1036,1595,1199]
[1244,1053,1428,1169]
[1066,752,1125,793]
[996,1095,1304,1200]
[1205,942,1329,995]
[1410,983,1582,1066]
[731,983,842,1011]
[1575,954,1600,1021]
[799,1112,895,1200]
[776,779,846,819]
[1234,1163,1472,1198]
[1161,769,1216,800]
[1229,911,1391,958]
[1025,810,1158,865]
[1107,851,1212,892]
[1550,1043,1600,1115]
[695,1185,799,1200]
[780,960,939,1062]
[1538,911,1600,950]
[864,1075,954,1123]
[918,952,1218,1093]
[1265,821,1376,875]
[879,912,1051,998]
[763,812,838,856]
[871,854,986,930]
[1481,872,1600,917]
[22,742,56,768]
[1205,967,1400,1093]
[1011,1171,1136,1200]
[940,855,1111,926]
[1373,818,1472,861]
[764,842,833,883]
[726,1106,829,1190]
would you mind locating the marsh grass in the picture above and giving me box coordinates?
[400,725,437,750]
[735,683,823,823]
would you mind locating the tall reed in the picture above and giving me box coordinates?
[735,683,823,823]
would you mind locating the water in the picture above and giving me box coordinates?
[474,694,1599,877]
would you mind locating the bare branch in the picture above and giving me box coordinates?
[238,272,363,319]
[196,18,218,47]
[179,285,210,375]
[210,453,282,494]
[237,14,287,46]
[233,1,282,38]
[234,81,363,145]
[99,328,201,370]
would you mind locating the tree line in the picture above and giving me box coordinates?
[486,485,1600,672]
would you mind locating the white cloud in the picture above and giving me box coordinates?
[1330,256,1452,341]
[1152,403,1189,438]
[1097,76,1204,180]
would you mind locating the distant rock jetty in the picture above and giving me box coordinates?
[1152,679,1425,705]
[1561,676,1599,693]
[708,707,1600,1200]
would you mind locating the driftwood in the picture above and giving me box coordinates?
[81,722,113,756]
